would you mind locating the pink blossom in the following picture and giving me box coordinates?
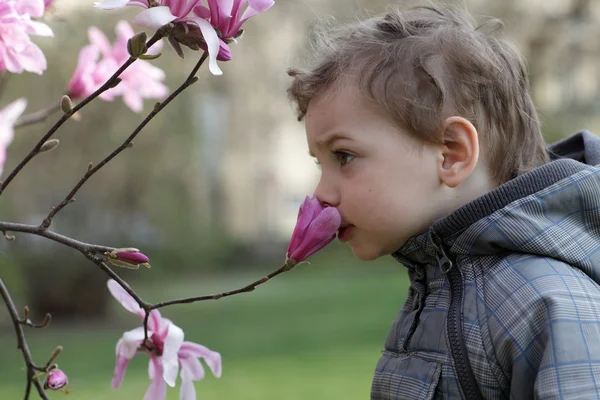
[93,0,274,76]
[0,0,53,75]
[0,98,27,178]
[108,280,221,400]
[66,21,168,112]
[44,368,68,390]
[286,196,341,263]
[115,250,150,264]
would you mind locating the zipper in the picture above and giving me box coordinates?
[434,238,483,400]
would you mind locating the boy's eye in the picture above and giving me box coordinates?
[333,150,355,166]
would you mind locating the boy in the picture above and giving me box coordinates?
[288,4,600,400]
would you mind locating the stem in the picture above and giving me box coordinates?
[0,221,114,254]
[0,31,164,197]
[150,260,297,309]
[40,51,209,229]
[0,279,49,400]
[15,103,61,129]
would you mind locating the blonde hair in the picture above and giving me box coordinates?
[288,4,549,184]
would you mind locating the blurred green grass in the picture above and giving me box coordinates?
[0,251,409,399]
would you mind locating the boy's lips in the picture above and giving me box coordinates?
[338,225,355,243]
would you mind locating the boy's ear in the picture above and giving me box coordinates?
[437,116,480,188]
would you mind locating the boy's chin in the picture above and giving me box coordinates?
[349,243,386,261]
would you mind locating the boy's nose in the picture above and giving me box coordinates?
[314,178,340,208]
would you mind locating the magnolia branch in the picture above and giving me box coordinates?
[0,278,49,400]
[0,221,114,255]
[0,29,166,197]
[41,54,208,230]
[150,260,297,309]
[15,103,61,129]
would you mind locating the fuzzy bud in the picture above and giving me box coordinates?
[127,32,148,58]
[44,369,68,390]
[60,95,72,114]
[39,139,59,153]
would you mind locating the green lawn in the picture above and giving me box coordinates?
[1,252,410,399]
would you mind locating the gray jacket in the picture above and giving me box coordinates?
[371,131,600,399]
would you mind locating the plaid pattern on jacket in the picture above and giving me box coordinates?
[371,131,600,399]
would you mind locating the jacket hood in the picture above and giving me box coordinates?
[394,130,600,285]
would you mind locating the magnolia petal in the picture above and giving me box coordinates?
[179,354,205,381]
[162,323,184,386]
[189,17,223,75]
[192,4,210,19]
[144,357,167,400]
[93,0,131,9]
[121,326,147,349]
[289,206,341,262]
[286,196,321,257]
[25,20,53,37]
[132,6,177,30]
[112,356,130,389]
[123,90,144,113]
[107,279,145,317]
[248,0,274,12]
[179,378,196,400]
[15,0,45,18]
[163,356,180,388]
[0,98,27,127]
[88,26,112,57]
[179,342,222,378]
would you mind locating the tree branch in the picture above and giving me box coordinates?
[40,51,209,229]
[150,260,297,309]
[15,103,61,129]
[0,278,49,400]
[0,30,166,197]
[0,221,114,254]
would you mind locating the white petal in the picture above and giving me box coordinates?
[107,279,144,317]
[93,0,131,9]
[179,378,196,400]
[190,17,223,75]
[162,356,179,387]
[132,6,177,29]
[0,98,27,127]
[161,323,184,386]
[122,326,147,343]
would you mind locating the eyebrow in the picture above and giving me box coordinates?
[308,132,351,157]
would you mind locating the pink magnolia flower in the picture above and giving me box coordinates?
[108,280,221,400]
[193,0,273,58]
[0,0,53,75]
[93,0,274,75]
[44,368,68,390]
[66,21,168,112]
[286,196,341,263]
[0,98,27,177]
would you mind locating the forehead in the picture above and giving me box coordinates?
[305,83,370,135]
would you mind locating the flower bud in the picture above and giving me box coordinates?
[60,95,72,114]
[107,248,151,269]
[44,368,68,390]
[127,32,148,58]
[286,196,341,263]
[39,139,59,153]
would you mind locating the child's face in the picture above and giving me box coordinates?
[306,84,445,260]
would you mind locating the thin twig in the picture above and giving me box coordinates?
[0,279,49,400]
[40,51,209,229]
[0,221,114,254]
[15,103,61,129]
[0,31,165,197]
[150,260,297,309]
